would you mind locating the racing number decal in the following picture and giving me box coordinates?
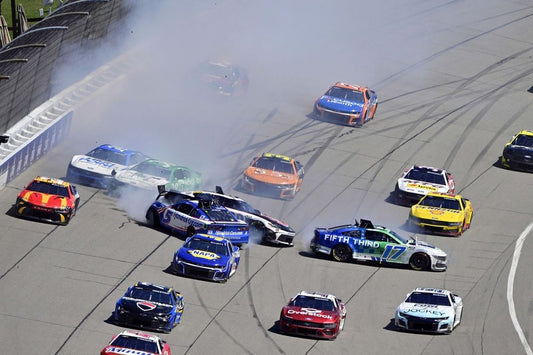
[381,245,407,260]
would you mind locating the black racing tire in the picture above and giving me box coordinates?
[146,209,159,227]
[332,244,352,262]
[186,226,196,238]
[409,252,430,271]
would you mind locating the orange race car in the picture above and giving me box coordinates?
[314,82,378,126]
[15,176,80,225]
[241,153,304,200]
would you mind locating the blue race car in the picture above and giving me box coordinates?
[113,282,184,333]
[314,82,378,127]
[145,190,249,245]
[310,219,447,271]
[171,233,240,282]
[66,144,149,188]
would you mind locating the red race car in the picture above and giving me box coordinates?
[101,330,171,355]
[279,291,346,340]
[15,176,80,225]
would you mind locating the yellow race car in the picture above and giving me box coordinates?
[409,192,473,236]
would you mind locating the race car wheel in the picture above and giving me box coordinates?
[371,103,378,119]
[186,226,196,238]
[146,209,159,227]
[409,253,430,271]
[332,244,352,262]
[339,317,345,331]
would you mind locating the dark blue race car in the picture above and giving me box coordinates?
[113,282,184,333]
[66,144,149,188]
[172,233,240,283]
[145,191,249,245]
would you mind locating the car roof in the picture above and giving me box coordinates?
[259,152,293,162]
[189,233,230,244]
[425,191,459,199]
[408,165,445,174]
[412,287,451,295]
[132,282,173,293]
[296,290,336,301]
[94,144,134,153]
[33,176,70,187]
[116,330,161,342]
[332,81,366,92]
[516,130,533,136]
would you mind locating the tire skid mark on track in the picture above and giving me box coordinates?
[186,248,285,354]
[304,267,381,354]
[373,11,533,89]
[243,247,286,354]
[0,189,101,281]
[189,278,255,355]
[55,233,173,355]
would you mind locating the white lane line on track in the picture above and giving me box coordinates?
[507,222,533,355]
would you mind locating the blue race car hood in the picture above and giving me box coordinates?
[317,95,363,113]
[177,247,230,267]
[119,297,173,315]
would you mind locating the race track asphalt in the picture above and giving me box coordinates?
[0,1,532,354]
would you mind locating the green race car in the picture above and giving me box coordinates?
[108,158,202,195]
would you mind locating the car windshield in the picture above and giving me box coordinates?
[405,292,451,306]
[87,147,128,165]
[405,168,446,185]
[186,237,229,256]
[27,180,69,197]
[132,162,171,179]
[127,287,172,305]
[290,295,335,311]
[110,335,158,353]
[419,195,460,210]
[215,196,258,214]
[513,134,533,147]
[252,157,294,174]
[326,86,364,102]
[203,208,238,222]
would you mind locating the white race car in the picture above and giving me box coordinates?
[394,165,455,205]
[158,186,296,246]
[66,144,149,188]
[395,287,463,334]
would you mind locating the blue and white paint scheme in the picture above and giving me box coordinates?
[66,144,149,188]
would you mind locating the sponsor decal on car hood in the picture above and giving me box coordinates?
[71,155,125,176]
[317,96,363,112]
[179,248,229,267]
[398,303,453,319]
[187,249,221,260]
[398,179,448,194]
[412,206,463,222]
[245,168,297,185]
[115,171,169,190]
[120,298,172,313]
[283,306,337,322]
[103,346,157,355]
